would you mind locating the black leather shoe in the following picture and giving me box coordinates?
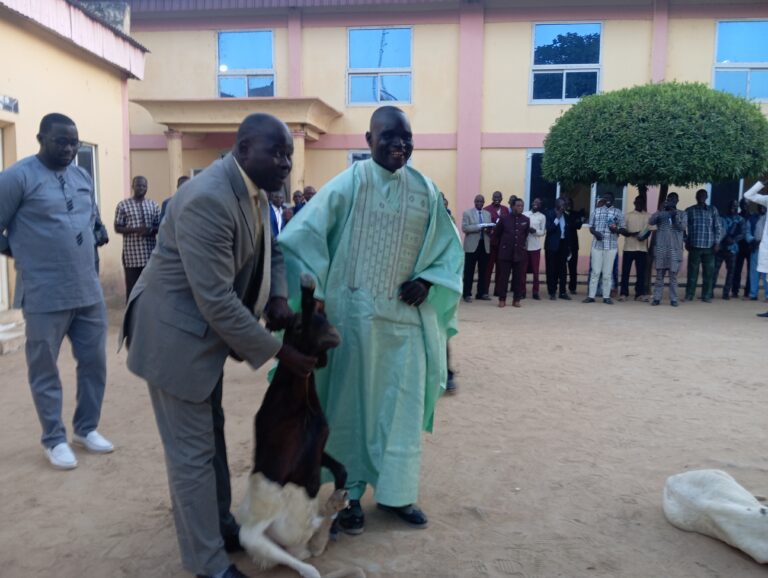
[757,311,768,318]
[477,294,491,301]
[377,503,429,528]
[558,293,571,300]
[197,564,250,578]
[338,499,365,535]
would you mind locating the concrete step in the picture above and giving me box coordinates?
[0,309,24,355]
[0,326,24,355]
[0,309,23,325]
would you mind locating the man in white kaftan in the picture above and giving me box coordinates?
[278,106,463,533]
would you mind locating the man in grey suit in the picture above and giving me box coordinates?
[0,113,112,471]
[461,194,493,302]
[122,114,316,578]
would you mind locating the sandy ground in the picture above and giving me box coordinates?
[1,295,768,578]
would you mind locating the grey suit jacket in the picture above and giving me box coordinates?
[462,208,492,253]
[122,154,286,402]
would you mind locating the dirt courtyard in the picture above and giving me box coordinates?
[1,296,767,578]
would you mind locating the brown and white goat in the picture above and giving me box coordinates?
[239,274,365,578]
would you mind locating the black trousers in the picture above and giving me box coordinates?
[463,243,488,297]
[713,251,737,297]
[124,266,144,303]
[733,243,751,296]
[567,245,579,292]
[619,251,647,297]
[546,245,569,296]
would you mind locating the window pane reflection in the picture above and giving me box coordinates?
[219,77,246,98]
[219,31,273,71]
[565,71,598,99]
[533,72,563,100]
[379,74,410,101]
[248,76,274,97]
[716,22,768,64]
[715,70,748,98]
[349,28,411,69]
[534,23,601,65]
[751,70,768,99]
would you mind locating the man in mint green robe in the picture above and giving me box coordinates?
[278,106,462,533]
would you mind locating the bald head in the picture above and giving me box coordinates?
[233,113,293,191]
[366,106,412,173]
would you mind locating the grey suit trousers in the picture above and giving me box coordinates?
[148,376,236,576]
[23,301,107,448]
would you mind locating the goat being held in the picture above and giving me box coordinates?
[239,274,365,578]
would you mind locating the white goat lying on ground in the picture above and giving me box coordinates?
[663,469,768,564]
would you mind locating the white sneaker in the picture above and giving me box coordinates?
[45,442,78,470]
[72,431,114,454]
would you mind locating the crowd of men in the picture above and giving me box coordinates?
[0,107,463,578]
[462,188,768,311]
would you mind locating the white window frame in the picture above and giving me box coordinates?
[713,20,768,103]
[529,21,603,105]
[346,26,413,106]
[217,30,275,98]
[75,142,100,206]
[524,148,559,209]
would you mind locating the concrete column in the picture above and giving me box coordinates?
[165,129,183,196]
[456,2,484,217]
[288,9,303,97]
[651,0,669,83]
[290,127,306,193]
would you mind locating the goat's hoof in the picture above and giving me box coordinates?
[328,489,349,513]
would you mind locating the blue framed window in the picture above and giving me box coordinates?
[531,23,601,103]
[218,31,274,98]
[714,21,768,101]
[348,28,412,104]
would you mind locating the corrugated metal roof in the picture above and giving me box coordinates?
[129,0,455,11]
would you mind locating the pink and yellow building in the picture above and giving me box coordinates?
[3,0,768,307]
[0,0,146,309]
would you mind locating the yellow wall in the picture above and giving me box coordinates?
[0,12,129,306]
[483,19,654,134]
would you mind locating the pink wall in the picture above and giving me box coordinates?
[456,3,484,216]
[651,0,669,83]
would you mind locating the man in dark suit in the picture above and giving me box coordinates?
[545,198,571,300]
[564,196,584,294]
[122,114,316,578]
[268,189,286,237]
[495,198,530,307]
[483,190,509,295]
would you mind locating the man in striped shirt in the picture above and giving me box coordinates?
[684,189,722,303]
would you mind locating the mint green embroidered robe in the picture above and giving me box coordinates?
[278,159,462,505]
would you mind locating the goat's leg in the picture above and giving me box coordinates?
[241,525,322,578]
[322,452,348,490]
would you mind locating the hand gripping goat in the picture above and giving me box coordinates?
[239,274,365,578]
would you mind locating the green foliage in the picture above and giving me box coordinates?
[542,82,768,187]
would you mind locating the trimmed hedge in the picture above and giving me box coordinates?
[542,82,768,187]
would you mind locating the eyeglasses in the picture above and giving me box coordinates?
[49,137,81,149]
